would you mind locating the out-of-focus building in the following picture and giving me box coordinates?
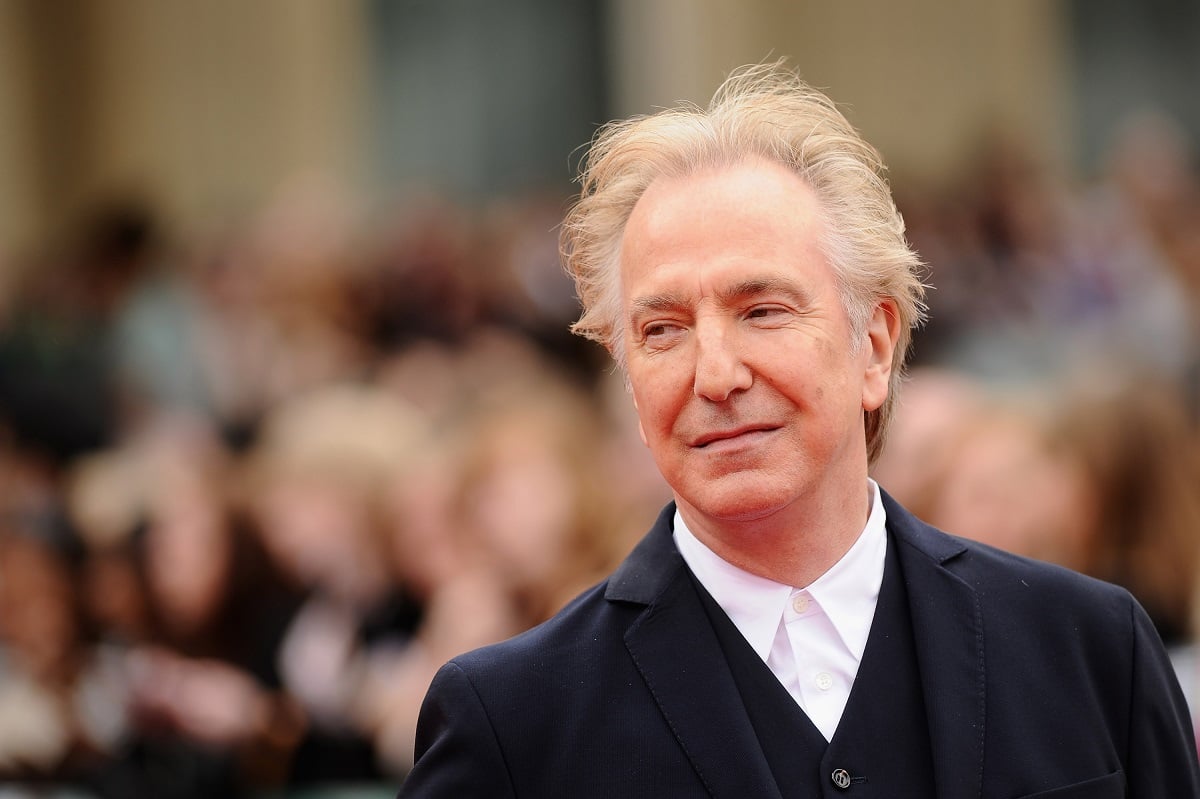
[5,1,1196,258]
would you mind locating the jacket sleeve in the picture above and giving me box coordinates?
[397,661,517,799]
[1125,597,1200,798]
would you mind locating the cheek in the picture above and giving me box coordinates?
[631,379,680,441]
[631,391,660,444]
[629,368,662,424]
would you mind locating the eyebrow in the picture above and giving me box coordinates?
[627,276,813,325]
[628,292,688,321]
[715,277,812,307]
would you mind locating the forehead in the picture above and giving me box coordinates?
[618,158,830,300]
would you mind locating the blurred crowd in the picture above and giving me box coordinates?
[0,113,1199,797]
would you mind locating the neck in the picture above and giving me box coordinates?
[677,478,872,587]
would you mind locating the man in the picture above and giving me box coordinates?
[399,62,1199,797]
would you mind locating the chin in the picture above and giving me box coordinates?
[678,475,797,523]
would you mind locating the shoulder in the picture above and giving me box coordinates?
[449,505,682,686]
[884,489,1130,599]
[431,509,686,720]
[416,575,651,759]
[952,535,1140,635]
[886,493,1144,645]
[449,578,638,688]
[943,531,1126,599]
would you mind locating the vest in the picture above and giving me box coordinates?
[691,532,937,797]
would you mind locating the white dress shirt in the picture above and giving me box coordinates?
[673,479,888,741]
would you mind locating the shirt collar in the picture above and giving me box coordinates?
[673,479,888,662]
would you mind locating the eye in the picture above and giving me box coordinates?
[641,321,684,348]
[745,305,788,321]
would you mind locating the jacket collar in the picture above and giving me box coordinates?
[884,491,985,799]
[607,502,783,797]
[605,502,680,605]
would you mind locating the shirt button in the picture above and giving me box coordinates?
[815,672,833,691]
[791,594,810,613]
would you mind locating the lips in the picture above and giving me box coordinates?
[692,425,779,448]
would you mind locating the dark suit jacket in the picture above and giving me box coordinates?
[400,492,1200,798]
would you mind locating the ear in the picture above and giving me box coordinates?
[862,299,901,413]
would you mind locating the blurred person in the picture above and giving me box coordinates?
[921,394,1096,570]
[66,448,152,649]
[1049,377,1200,649]
[0,446,130,790]
[401,61,1198,797]
[101,200,225,426]
[474,193,608,381]
[1071,111,1200,381]
[0,201,155,463]
[0,530,87,782]
[355,194,482,351]
[76,414,308,799]
[904,120,1199,390]
[367,348,626,777]
[0,444,113,786]
[916,132,1129,380]
[594,366,674,560]
[174,181,375,448]
[867,366,984,521]
[360,422,518,778]
[242,382,429,786]
[1104,110,1197,246]
[377,327,564,421]
[374,340,467,420]
[451,371,623,626]
[1046,375,1200,751]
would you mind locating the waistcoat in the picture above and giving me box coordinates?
[691,532,937,797]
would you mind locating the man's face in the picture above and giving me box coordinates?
[618,158,895,534]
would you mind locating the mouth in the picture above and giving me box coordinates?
[692,425,780,449]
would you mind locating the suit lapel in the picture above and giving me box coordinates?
[885,493,986,799]
[609,506,782,799]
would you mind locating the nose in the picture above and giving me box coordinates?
[693,319,752,402]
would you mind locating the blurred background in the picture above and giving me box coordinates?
[0,1,1198,796]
